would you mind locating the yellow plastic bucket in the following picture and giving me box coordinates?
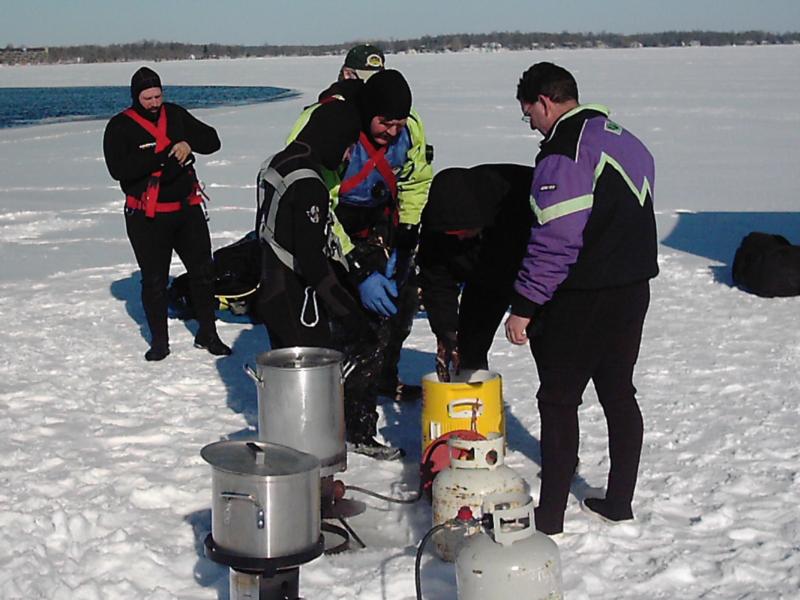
[421,370,505,453]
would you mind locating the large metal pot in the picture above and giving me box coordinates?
[202,440,321,559]
[245,346,347,476]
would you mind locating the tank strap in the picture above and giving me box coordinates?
[257,160,322,273]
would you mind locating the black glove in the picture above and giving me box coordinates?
[395,223,420,252]
[346,243,387,286]
[435,333,460,382]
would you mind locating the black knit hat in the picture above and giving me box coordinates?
[357,69,412,130]
[296,101,361,170]
[130,66,162,102]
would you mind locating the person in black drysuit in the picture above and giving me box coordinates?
[417,164,534,380]
[254,100,368,350]
[103,66,231,361]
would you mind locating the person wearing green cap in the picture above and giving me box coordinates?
[339,44,385,81]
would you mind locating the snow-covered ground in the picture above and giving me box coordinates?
[1,46,799,599]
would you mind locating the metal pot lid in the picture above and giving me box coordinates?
[255,346,343,370]
[201,440,320,477]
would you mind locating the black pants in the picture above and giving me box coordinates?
[125,205,217,347]
[530,281,650,534]
[378,270,420,387]
[331,313,385,443]
[457,282,511,370]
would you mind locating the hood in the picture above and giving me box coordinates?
[317,79,364,104]
[422,164,534,231]
[295,101,361,170]
[130,66,162,120]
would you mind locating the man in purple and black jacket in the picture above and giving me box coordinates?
[504,62,658,535]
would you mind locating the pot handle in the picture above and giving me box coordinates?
[244,364,263,384]
[221,492,265,529]
[341,359,356,382]
[246,442,267,465]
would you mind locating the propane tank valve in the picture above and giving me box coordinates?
[332,479,347,500]
[456,506,474,522]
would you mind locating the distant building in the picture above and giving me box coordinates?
[0,46,48,65]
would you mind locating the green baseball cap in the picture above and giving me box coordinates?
[344,44,385,73]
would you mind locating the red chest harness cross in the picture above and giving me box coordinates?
[339,131,398,200]
[123,107,201,218]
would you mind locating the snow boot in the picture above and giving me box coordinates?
[580,497,634,523]
[145,342,170,362]
[194,332,232,356]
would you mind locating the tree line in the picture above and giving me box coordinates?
[3,30,800,65]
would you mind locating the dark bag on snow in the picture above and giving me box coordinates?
[732,232,800,297]
[169,231,261,317]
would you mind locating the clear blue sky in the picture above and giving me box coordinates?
[4,0,800,47]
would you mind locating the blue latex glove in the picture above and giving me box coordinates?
[358,252,398,317]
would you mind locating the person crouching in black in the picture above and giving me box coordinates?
[103,67,231,361]
[418,164,534,380]
[255,100,368,351]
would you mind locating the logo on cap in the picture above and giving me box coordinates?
[366,53,384,69]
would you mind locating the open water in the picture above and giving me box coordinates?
[0,85,297,128]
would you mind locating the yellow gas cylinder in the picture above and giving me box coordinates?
[421,369,505,454]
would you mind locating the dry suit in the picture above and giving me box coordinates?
[103,67,223,355]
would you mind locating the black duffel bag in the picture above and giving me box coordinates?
[732,232,800,297]
[169,231,261,317]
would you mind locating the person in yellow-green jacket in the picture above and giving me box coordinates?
[286,64,433,460]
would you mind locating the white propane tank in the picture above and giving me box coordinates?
[455,496,563,600]
[431,432,528,561]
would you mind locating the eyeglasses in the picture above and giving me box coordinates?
[521,102,534,123]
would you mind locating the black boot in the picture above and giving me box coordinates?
[194,332,232,356]
[145,342,170,362]
[581,497,634,523]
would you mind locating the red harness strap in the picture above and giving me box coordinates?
[339,132,398,200]
[124,193,202,213]
[123,107,190,218]
[318,95,342,105]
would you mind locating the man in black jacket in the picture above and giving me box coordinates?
[505,62,657,534]
[418,164,534,380]
[104,67,231,361]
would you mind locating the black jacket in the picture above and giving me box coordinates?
[261,143,363,321]
[103,102,220,204]
[418,164,534,338]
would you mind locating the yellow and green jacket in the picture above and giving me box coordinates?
[287,101,433,255]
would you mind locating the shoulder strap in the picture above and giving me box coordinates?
[256,160,324,273]
[123,107,171,152]
[122,107,171,217]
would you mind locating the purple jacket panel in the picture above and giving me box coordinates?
[581,117,655,197]
[513,149,593,306]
